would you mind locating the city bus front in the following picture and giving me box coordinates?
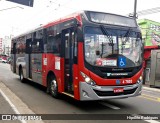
[78,11,143,100]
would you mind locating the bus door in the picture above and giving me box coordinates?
[26,39,32,79]
[12,43,16,73]
[62,28,75,94]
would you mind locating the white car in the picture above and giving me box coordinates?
[1,58,7,63]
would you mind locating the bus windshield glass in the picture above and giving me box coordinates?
[88,11,136,27]
[84,27,143,68]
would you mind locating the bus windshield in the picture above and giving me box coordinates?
[84,26,143,68]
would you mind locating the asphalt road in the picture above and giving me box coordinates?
[0,63,160,123]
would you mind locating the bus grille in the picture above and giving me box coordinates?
[93,87,138,96]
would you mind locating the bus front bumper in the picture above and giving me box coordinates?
[79,82,142,101]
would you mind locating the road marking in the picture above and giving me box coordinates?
[140,95,160,103]
[143,86,160,93]
[142,94,160,102]
[0,89,26,123]
[142,94,160,99]
[143,89,154,93]
[0,82,44,123]
[99,102,120,110]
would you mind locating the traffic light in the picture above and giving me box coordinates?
[6,0,34,7]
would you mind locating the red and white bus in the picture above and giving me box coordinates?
[11,11,143,101]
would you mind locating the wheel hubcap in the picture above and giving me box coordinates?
[21,71,23,80]
[51,80,57,94]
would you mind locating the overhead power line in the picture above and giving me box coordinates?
[137,7,160,16]
[128,7,160,17]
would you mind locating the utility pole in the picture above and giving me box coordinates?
[133,0,137,19]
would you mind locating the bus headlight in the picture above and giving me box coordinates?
[137,75,143,84]
[80,72,96,86]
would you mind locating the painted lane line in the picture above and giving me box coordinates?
[139,96,160,103]
[143,87,160,93]
[99,102,120,110]
[142,94,160,99]
[143,89,154,93]
[141,94,160,102]
[0,89,26,123]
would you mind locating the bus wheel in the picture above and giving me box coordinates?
[49,76,59,98]
[19,68,25,83]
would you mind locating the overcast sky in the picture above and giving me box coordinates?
[0,0,160,37]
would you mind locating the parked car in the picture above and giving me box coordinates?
[0,58,7,63]
[2,59,7,63]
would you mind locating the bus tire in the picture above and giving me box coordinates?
[19,67,25,83]
[48,75,59,98]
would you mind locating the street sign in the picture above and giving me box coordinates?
[6,0,34,7]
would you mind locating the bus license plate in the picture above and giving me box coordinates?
[113,88,124,93]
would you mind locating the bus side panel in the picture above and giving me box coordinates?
[31,54,43,84]
[60,57,64,93]
[25,54,29,79]
[76,42,91,100]
[42,53,47,87]
[42,54,63,92]
[15,54,25,75]
[73,64,79,100]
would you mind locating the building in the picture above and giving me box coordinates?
[0,35,12,56]
[138,19,160,85]
[138,19,160,46]
[0,38,2,54]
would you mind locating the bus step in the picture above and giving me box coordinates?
[62,92,74,98]
[27,78,32,81]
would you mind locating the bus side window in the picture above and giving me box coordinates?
[46,33,61,56]
[55,34,61,55]
[32,31,43,53]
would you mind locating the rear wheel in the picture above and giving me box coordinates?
[48,75,59,98]
[19,68,25,83]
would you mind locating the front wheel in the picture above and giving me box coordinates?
[48,75,59,98]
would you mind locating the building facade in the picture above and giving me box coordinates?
[0,36,12,56]
[138,19,160,46]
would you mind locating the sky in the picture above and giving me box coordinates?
[0,0,160,37]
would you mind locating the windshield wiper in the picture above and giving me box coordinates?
[122,28,132,45]
[100,25,113,45]
[121,28,132,54]
[100,25,114,56]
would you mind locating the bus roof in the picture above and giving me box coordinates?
[12,10,136,39]
[43,11,82,28]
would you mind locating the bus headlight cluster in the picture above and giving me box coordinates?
[137,75,143,84]
[80,72,96,86]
